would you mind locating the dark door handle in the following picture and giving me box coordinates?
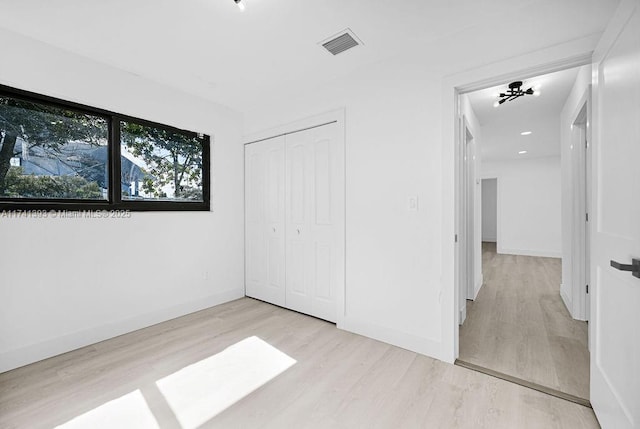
[610,258,640,279]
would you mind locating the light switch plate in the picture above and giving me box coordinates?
[408,196,418,212]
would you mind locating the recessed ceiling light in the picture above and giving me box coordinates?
[234,0,245,10]
[521,131,532,136]
[519,150,528,154]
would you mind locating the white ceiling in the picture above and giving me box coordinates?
[0,0,619,113]
[467,67,582,162]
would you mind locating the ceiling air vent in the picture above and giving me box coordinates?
[320,29,363,55]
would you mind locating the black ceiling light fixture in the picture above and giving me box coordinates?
[493,81,540,107]
[234,0,245,11]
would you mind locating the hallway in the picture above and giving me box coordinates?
[459,242,589,401]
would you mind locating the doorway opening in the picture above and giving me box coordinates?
[481,178,497,246]
[454,66,592,406]
[569,98,591,325]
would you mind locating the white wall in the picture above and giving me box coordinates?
[0,29,245,372]
[245,60,447,357]
[0,27,600,368]
[482,157,562,258]
[559,65,591,319]
[482,179,498,242]
[243,32,597,360]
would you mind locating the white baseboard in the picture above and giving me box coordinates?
[498,247,562,258]
[459,305,467,325]
[560,286,573,316]
[0,288,244,373]
[473,274,484,300]
[482,237,497,242]
[340,316,443,362]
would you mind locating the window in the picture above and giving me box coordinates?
[0,96,109,201]
[120,121,204,202]
[0,85,210,211]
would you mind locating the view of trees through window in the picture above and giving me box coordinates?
[0,96,108,199]
[121,121,204,201]
[0,86,209,210]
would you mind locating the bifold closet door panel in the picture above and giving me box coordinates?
[285,123,344,323]
[245,136,286,307]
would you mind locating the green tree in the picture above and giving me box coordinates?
[0,96,107,193]
[120,122,203,200]
[3,166,103,199]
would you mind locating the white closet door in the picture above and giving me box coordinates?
[245,136,286,306]
[285,123,344,322]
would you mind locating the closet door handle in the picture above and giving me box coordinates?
[296,228,301,235]
[610,259,640,279]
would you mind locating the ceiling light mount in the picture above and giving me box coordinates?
[234,0,245,11]
[495,81,536,105]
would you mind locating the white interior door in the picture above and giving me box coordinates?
[465,128,475,301]
[285,123,344,322]
[457,121,473,325]
[245,136,286,306]
[585,121,592,323]
[457,119,466,326]
[590,2,640,427]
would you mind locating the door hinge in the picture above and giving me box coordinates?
[586,213,589,222]
[455,234,458,243]
[586,284,589,294]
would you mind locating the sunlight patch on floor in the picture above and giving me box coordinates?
[55,389,159,429]
[156,335,296,429]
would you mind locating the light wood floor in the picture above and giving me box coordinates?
[459,242,590,400]
[0,298,598,428]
